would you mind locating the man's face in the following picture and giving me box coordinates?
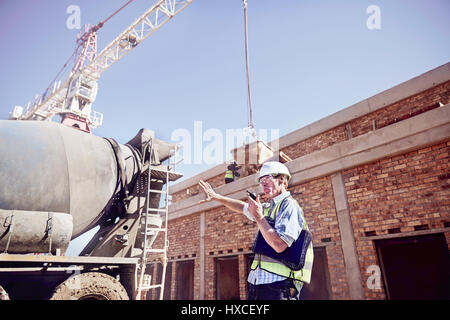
[259,175,284,199]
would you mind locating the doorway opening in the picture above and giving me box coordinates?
[375,233,449,300]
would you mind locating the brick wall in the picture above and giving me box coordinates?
[148,213,201,299]
[167,214,201,260]
[203,206,256,299]
[290,177,350,299]
[343,142,450,299]
[344,143,449,236]
[282,125,348,159]
[350,81,450,137]
[158,76,450,300]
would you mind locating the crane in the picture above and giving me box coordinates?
[9,0,194,133]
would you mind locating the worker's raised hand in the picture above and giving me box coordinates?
[198,180,217,204]
[247,193,264,222]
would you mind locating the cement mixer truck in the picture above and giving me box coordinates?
[0,120,182,300]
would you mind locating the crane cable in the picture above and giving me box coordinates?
[101,0,136,26]
[243,0,257,138]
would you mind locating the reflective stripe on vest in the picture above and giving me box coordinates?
[250,196,314,284]
[225,170,234,179]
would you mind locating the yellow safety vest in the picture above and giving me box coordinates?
[225,169,234,179]
[250,197,314,284]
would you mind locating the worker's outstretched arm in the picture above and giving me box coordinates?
[198,180,245,214]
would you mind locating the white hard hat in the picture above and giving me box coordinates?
[258,161,291,182]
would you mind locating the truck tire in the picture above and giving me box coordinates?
[0,285,9,300]
[50,272,129,300]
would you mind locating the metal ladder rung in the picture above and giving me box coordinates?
[147,208,167,213]
[148,189,166,194]
[136,143,180,300]
[146,227,167,232]
[141,228,166,235]
[142,284,163,290]
[141,213,162,218]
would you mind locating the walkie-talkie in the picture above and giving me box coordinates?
[247,190,257,200]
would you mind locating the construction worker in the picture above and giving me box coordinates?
[199,161,313,300]
[224,161,240,184]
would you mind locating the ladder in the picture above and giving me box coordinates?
[135,141,182,300]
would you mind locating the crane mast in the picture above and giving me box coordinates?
[10,0,193,132]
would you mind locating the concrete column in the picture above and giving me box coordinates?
[199,212,205,299]
[331,172,365,299]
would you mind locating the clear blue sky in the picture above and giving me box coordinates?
[0,0,449,255]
